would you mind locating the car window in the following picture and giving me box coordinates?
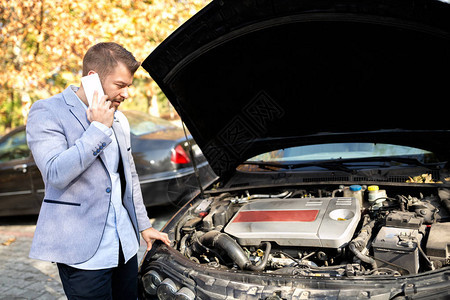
[0,130,30,162]
[122,110,178,136]
[247,143,436,164]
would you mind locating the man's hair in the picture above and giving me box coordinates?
[82,42,141,79]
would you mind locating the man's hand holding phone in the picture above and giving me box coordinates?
[87,91,115,128]
[82,73,114,128]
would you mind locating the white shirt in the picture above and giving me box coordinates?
[69,89,139,270]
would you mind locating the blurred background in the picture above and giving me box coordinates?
[0,0,211,136]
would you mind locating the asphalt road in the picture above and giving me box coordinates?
[0,205,178,300]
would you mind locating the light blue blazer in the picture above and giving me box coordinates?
[26,86,151,264]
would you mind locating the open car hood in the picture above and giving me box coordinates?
[142,0,450,177]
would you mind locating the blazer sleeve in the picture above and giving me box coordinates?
[26,99,112,190]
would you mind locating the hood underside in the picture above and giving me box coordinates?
[142,0,450,177]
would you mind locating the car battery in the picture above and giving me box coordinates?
[372,227,422,274]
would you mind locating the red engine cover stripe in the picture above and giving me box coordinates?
[232,210,319,223]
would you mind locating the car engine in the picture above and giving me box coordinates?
[224,197,360,248]
[174,185,450,277]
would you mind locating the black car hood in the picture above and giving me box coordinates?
[142,0,450,177]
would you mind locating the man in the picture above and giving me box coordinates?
[26,42,170,299]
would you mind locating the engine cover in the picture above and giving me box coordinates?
[224,197,361,248]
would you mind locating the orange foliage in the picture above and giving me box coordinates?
[0,0,209,132]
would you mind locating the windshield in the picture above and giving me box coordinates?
[122,110,178,136]
[247,143,436,164]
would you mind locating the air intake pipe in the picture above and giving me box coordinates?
[197,230,271,271]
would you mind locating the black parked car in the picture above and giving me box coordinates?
[0,126,43,216]
[138,0,450,299]
[0,110,216,216]
[124,110,216,207]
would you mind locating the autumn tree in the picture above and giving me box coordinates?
[0,0,210,134]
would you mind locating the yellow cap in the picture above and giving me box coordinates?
[368,185,379,192]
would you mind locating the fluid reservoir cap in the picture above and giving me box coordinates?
[368,185,379,192]
[349,185,362,192]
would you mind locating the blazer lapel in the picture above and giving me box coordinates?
[63,86,90,130]
[112,118,129,172]
[112,118,132,201]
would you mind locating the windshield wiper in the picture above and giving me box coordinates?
[242,161,354,173]
[243,156,434,173]
[331,156,431,168]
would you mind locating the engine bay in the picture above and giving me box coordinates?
[172,184,450,277]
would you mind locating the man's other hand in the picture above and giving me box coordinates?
[141,227,171,251]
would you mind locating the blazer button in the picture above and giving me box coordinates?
[106,187,111,193]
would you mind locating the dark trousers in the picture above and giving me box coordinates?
[57,248,138,300]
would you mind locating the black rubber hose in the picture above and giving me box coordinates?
[247,242,271,271]
[198,230,271,271]
[199,230,248,269]
[349,243,377,269]
[349,219,377,269]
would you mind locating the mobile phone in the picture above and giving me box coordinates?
[81,73,105,107]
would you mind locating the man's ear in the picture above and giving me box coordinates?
[87,70,97,75]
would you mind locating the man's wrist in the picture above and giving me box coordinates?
[91,121,112,136]
[140,225,153,233]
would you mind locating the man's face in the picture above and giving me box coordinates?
[101,62,134,110]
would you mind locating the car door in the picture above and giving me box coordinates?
[0,128,41,216]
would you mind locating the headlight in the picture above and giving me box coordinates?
[142,270,162,295]
[157,278,179,300]
[142,269,196,299]
[175,287,196,300]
